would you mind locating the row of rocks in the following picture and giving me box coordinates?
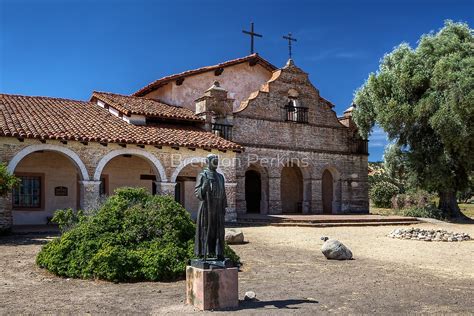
[388,227,471,242]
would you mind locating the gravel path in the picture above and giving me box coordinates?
[1,222,473,314]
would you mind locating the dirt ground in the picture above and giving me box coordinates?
[1,222,473,315]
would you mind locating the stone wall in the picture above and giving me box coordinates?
[0,137,237,228]
[234,144,368,215]
[230,60,368,215]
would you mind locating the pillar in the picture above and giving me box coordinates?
[79,180,101,211]
[0,192,13,233]
[225,183,237,222]
[268,176,282,214]
[155,181,177,196]
[234,175,246,215]
[311,179,323,214]
[303,178,312,214]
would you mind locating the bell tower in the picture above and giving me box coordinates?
[195,81,234,140]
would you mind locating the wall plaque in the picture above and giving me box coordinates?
[54,186,68,196]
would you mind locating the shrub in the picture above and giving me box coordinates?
[370,181,399,208]
[402,205,446,220]
[36,187,240,282]
[0,163,19,197]
[391,190,436,209]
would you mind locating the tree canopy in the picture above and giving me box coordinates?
[353,21,474,217]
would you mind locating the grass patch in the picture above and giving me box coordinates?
[459,203,474,219]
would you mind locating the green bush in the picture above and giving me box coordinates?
[36,187,240,282]
[0,162,19,197]
[369,181,400,208]
[392,190,437,209]
[402,205,446,220]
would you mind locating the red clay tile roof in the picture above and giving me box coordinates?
[91,91,202,121]
[133,54,277,97]
[0,94,243,151]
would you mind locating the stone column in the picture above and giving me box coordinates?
[0,192,13,233]
[268,176,282,214]
[225,183,237,222]
[340,178,352,213]
[79,180,101,211]
[234,175,246,215]
[311,179,323,214]
[302,178,312,214]
[155,181,176,196]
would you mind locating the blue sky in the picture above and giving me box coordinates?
[1,0,472,161]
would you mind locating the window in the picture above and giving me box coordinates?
[285,98,308,123]
[13,174,44,209]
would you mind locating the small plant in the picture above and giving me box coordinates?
[0,163,19,197]
[36,187,240,282]
[370,181,399,208]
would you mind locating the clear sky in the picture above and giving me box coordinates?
[1,0,472,161]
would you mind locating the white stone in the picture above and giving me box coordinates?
[244,291,257,301]
[225,228,245,244]
[321,238,353,260]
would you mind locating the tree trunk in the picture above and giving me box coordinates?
[438,191,464,218]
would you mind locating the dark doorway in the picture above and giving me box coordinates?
[281,166,303,213]
[245,170,261,213]
[322,170,333,214]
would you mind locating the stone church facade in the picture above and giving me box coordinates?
[0,54,368,231]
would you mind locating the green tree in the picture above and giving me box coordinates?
[0,163,19,197]
[353,21,474,218]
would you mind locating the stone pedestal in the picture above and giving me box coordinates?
[186,266,238,311]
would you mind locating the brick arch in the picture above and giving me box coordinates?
[7,144,90,180]
[93,148,167,182]
[170,156,226,183]
[320,164,341,180]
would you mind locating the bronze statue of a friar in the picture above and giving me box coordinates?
[193,154,231,267]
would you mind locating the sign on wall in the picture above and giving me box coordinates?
[54,186,68,196]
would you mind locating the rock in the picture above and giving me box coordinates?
[225,228,244,244]
[321,238,353,260]
[244,291,256,301]
[387,227,470,243]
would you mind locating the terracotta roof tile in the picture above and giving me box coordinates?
[133,54,277,97]
[0,94,242,151]
[91,91,202,121]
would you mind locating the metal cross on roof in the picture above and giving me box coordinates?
[242,22,263,54]
[283,32,297,59]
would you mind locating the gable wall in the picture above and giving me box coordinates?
[233,64,355,152]
[143,63,272,111]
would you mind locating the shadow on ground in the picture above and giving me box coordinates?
[230,298,318,311]
[0,234,52,246]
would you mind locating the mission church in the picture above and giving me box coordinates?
[0,53,369,230]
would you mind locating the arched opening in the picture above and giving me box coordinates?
[10,150,86,225]
[174,162,205,219]
[322,169,334,214]
[245,170,261,213]
[99,155,160,196]
[280,165,303,213]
